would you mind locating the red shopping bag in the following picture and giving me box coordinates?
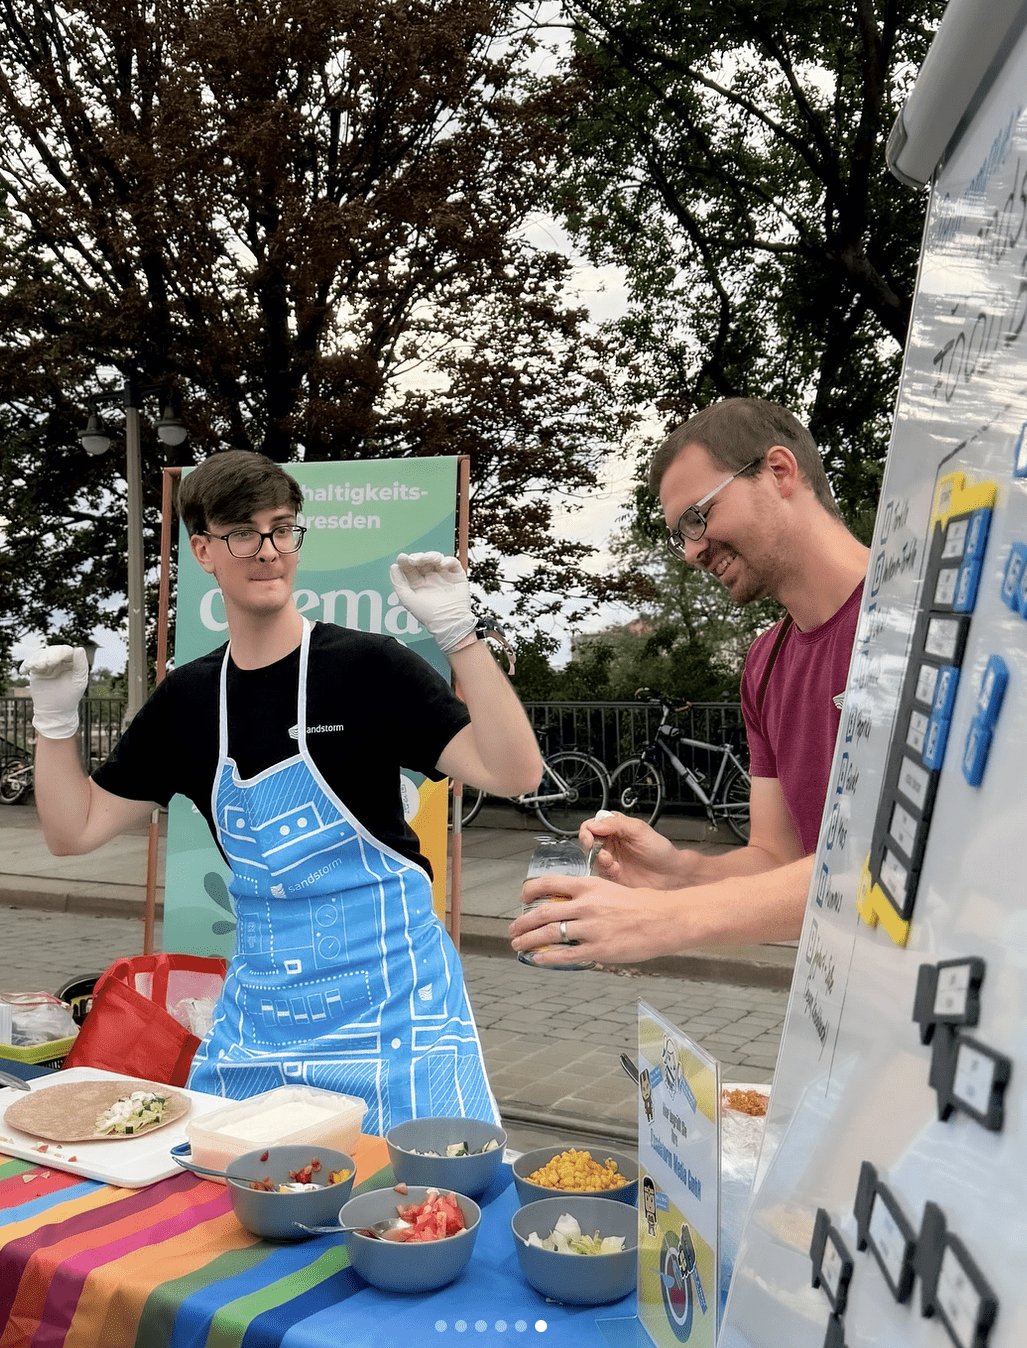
[62,953,227,1087]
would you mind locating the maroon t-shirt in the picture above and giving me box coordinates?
[740,584,863,854]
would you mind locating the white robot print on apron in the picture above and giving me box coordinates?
[187,621,499,1134]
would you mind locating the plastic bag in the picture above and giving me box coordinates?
[0,992,79,1046]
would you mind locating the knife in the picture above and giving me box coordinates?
[0,1068,32,1091]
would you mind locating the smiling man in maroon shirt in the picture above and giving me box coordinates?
[511,398,870,967]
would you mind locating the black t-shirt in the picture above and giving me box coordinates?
[93,622,470,873]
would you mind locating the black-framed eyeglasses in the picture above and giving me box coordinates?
[666,457,763,558]
[204,524,307,557]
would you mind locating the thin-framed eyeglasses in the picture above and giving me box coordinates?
[666,457,764,558]
[204,524,307,557]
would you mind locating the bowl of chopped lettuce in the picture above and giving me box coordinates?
[385,1116,507,1197]
[511,1197,638,1305]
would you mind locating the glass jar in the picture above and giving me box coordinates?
[517,837,595,971]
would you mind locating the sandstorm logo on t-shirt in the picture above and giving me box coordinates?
[288,723,345,738]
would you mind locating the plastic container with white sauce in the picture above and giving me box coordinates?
[184,1085,367,1175]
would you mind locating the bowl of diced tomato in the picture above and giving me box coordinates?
[338,1184,481,1291]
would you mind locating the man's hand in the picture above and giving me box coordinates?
[19,646,89,740]
[389,552,475,654]
[510,875,684,966]
[580,811,695,889]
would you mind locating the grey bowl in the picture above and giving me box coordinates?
[224,1145,356,1241]
[511,1145,638,1207]
[339,1184,481,1292]
[511,1196,638,1305]
[386,1116,507,1197]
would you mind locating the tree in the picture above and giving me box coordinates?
[0,0,639,668]
[547,0,944,522]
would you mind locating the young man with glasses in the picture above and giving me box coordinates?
[511,397,869,968]
[23,450,542,1131]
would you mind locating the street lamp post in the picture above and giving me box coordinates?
[79,379,187,722]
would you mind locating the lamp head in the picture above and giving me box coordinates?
[79,412,111,456]
[156,403,188,447]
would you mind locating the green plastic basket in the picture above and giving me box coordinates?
[0,1036,76,1070]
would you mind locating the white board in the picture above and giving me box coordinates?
[720,6,1027,1345]
[0,1067,227,1188]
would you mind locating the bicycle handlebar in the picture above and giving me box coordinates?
[634,687,691,714]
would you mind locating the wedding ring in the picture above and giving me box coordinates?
[559,919,569,943]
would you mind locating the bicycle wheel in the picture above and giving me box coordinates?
[533,751,609,837]
[608,758,664,826]
[0,760,30,805]
[714,767,751,842]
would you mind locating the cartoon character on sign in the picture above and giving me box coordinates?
[660,1221,708,1340]
[642,1175,659,1237]
[662,1035,680,1095]
[640,1066,655,1122]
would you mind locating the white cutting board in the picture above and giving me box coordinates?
[0,1067,228,1188]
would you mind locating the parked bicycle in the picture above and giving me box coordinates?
[608,690,751,841]
[454,729,610,837]
[0,757,34,805]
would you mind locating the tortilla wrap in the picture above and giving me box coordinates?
[4,1078,189,1142]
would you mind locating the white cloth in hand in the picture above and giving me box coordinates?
[389,552,476,654]
[19,645,89,739]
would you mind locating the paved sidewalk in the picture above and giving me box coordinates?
[0,802,798,987]
[0,803,794,1153]
[0,905,788,1154]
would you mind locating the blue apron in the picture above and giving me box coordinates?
[187,620,498,1134]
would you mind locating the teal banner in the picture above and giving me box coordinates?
[162,456,460,956]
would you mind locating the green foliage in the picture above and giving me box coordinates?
[0,0,638,666]
[550,0,944,524]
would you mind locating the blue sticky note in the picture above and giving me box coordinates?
[961,719,993,787]
[932,666,960,719]
[1015,422,1027,477]
[923,715,951,771]
[954,560,983,612]
[975,655,1009,728]
[964,508,992,562]
[1001,544,1027,609]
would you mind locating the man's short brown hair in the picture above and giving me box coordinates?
[178,450,304,536]
[648,398,841,519]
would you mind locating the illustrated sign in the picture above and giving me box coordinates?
[162,456,460,957]
[636,1000,720,1348]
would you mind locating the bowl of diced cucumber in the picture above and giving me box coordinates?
[385,1116,508,1197]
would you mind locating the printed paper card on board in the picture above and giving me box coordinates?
[636,999,720,1348]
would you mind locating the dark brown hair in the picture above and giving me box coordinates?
[648,398,841,518]
[178,450,304,535]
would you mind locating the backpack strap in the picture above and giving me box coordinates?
[755,614,794,713]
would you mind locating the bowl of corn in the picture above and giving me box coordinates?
[510,1145,638,1207]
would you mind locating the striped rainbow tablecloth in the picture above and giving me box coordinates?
[0,1137,634,1348]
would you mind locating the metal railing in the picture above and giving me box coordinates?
[522,700,748,814]
[0,696,129,771]
[1,695,747,813]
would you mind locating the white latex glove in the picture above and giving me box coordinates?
[19,645,89,739]
[389,551,476,654]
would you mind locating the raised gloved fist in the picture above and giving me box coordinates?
[18,645,89,740]
[389,551,476,654]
